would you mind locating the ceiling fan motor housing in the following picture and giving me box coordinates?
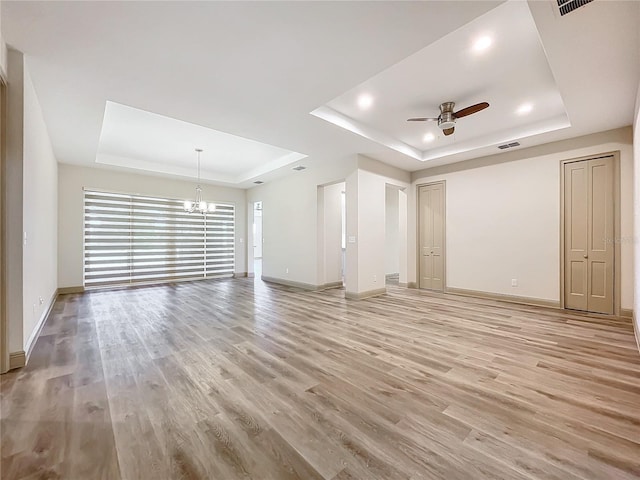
[438,111,456,130]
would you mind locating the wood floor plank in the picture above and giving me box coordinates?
[1,277,639,479]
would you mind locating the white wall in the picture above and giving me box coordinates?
[247,154,357,287]
[346,169,387,295]
[22,60,58,352]
[253,207,262,259]
[58,164,247,288]
[410,127,634,310]
[322,182,344,285]
[385,185,400,275]
[398,189,408,285]
[345,156,410,296]
[4,51,58,355]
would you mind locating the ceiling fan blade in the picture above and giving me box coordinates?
[454,102,489,118]
[406,117,438,122]
[443,127,455,136]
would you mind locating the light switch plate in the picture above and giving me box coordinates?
[348,236,356,244]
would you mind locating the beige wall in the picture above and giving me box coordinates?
[22,60,58,352]
[58,164,247,288]
[410,127,634,310]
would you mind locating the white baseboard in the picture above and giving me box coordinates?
[633,313,639,354]
[445,286,560,309]
[58,285,84,294]
[261,275,319,291]
[345,288,387,300]
[8,288,60,371]
[9,351,25,369]
[261,276,344,292]
[24,289,58,363]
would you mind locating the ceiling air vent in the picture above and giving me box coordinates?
[292,165,307,171]
[497,141,521,150]
[557,0,593,16]
[253,180,264,185]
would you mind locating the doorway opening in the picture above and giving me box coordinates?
[385,185,401,286]
[252,201,262,279]
[341,188,346,284]
[318,181,345,289]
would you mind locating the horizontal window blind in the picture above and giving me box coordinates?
[84,190,235,288]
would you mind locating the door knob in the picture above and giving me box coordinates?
[583,254,588,258]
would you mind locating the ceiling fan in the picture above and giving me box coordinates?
[407,101,489,136]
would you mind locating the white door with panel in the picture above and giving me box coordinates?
[418,183,445,291]
[564,157,614,314]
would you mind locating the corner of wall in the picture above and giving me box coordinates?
[6,47,25,354]
[632,79,640,353]
[20,53,59,353]
[0,6,7,81]
[357,154,411,185]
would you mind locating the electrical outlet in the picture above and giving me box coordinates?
[373,274,377,283]
[511,279,518,287]
[39,297,44,305]
[286,268,289,274]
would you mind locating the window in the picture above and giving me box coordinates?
[83,190,234,288]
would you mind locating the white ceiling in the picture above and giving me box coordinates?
[97,102,306,185]
[2,1,639,185]
[315,1,570,162]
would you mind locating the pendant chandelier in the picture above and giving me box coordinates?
[184,148,216,214]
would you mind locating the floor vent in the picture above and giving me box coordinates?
[497,141,521,150]
[557,0,593,16]
[292,165,307,171]
[253,180,264,184]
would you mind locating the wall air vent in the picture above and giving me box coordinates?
[292,165,307,171]
[557,0,593,16]
[253,180,264,184]
[497,141,521,150]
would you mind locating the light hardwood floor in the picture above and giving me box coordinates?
[1,277,639,479]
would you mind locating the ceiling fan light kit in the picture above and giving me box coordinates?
[408,101,489,136]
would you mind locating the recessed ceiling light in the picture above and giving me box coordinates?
[423,132,435,143]
[516,103,533,115]
[472,36,493,52]
[357,94,374,110]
